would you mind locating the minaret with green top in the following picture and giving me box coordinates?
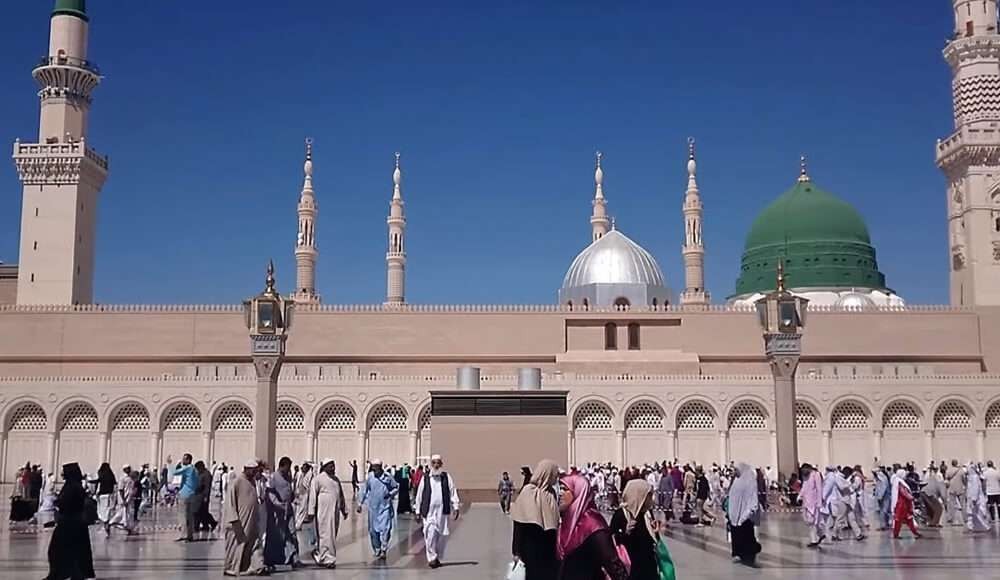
[11,0,108,305]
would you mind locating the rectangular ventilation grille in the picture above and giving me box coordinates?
[432,396,566,417]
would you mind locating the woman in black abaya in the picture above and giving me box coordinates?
[46,462,95,580]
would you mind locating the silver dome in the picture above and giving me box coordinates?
[834,292,875,309]
[562,230,666,288]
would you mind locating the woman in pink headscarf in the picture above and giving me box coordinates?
[798,463,826,548]
[557,473,628,580]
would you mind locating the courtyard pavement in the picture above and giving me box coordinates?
[4,500,1000,579]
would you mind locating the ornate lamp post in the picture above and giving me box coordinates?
[243,261,294,465]
[755,262,808,482]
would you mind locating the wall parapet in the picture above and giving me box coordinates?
[0,303,977,315]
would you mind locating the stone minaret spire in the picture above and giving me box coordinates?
[590,151,610,242]
[680,138,709,305]
[937,0,1000,306]
[291,138,320,304]
[385,152,407,305]
[13,0,108,305]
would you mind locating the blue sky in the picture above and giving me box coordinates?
[0,1,956,304]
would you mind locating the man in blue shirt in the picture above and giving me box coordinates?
[171,453,199,541]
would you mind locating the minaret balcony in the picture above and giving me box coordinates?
[32,56,101,102]
[12,138,108,186]
[936,126,1000,169]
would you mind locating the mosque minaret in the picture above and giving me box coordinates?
[291,138,320,305]
[385,152,407,305]
[589,152,610,242]
[680,138,709,306]
[936,0,1000,306]
[12,0,108,305]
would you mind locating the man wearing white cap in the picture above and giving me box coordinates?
[357,459,398,561]
[223,460,264,577]
[305,458,348,568]
[415,454,460,568]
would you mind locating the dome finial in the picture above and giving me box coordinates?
[303,138,314,180]
[687,137,698,178]
[798,154,810,183]
[776,259,786,292]
[688,137,696,161]
[610,216,617,231]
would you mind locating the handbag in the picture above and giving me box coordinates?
[505,559,526,580]
[655,537,676,580]
[604,536,631,580]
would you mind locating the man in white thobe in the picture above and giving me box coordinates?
[293,462,316,555]
[306,459,348,568]
[415,454,460,569]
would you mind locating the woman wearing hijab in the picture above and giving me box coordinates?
[798,463,826,548]
[609,479,660,580]
[511,460,561,580]
[45,462,95,580]
[726,462,761,566]
[521,466,533,490]
[557,473,628,580]
[889,468,921,539]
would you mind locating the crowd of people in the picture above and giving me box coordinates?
[22,453,1000,579]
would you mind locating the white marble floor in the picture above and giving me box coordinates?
[4,502,1000,579]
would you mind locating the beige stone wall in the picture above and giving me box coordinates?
[0,266,16,306]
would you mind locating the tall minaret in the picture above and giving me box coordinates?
[385,152,407,305]
[291,138,320,305]
[937,0,1000,306]
[12,0,108,305]
[680,138,709,305]
[590,151,610,242]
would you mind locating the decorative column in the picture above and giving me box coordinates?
[873,429,883,462]
[924,430,934,466]
[820,430,831,468]
[976,429,986,462]
[46,432,57,476]
[149,431,161,471]
[0,431,6,482]
[98,431,108,464]
[356,430,367,467]
[769,430,778,470]
[615,430,626,467]
[666,430,677,462]
[306,431,316,462]
[202,431,212,464]
[718,430,729,465]
[567,431,575,467]
[408,430,418,465]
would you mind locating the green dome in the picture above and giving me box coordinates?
[53,0,87,21]
[733,177,888,297]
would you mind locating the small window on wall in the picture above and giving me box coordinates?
[627,323,640,350]
[604,323,617,350]
[968,21,974,36]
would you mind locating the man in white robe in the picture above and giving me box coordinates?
[293,462,316,555]
[223,461,264,577]
[306,458,348,568]
[966,462,991,532]
[415,454,460,569]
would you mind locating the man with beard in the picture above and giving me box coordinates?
[357,459,398,561]
[306,458,348,568]
[415,454,461,569]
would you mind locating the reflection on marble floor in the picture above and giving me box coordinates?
[3,502,1000,579]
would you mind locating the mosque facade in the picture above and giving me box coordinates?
[2,0,1000,482]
